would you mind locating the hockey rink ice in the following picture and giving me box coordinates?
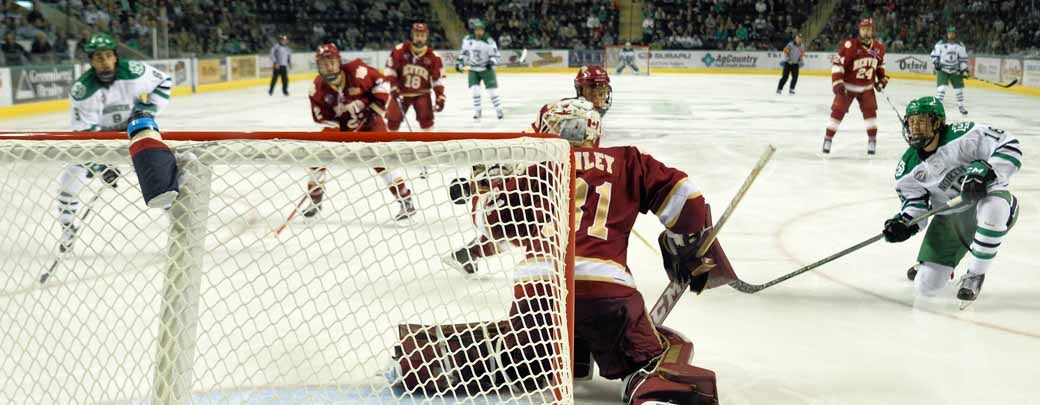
[2,72,1038,404]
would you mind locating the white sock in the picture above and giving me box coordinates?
[936,84,947,101]
[914,262,954,296]
[56,164,89,226]
[968,196,1012,275]
[954,87,965,107]
[487,88,502,112]
[470,85,481,115]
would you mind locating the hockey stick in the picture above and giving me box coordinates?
[877,89,904,124]
[274,169,327,236]
[649,144,776,325]
[40,193,101,283]
[392,94,432,179]
[971,77,1018,88]
[728,196,966,294]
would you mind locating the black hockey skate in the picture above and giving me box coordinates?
[303,183,324,218]
[958,105,968,115]
[821,138,832,154]
[957,272,985,306]
[906,263,919,281]
[867,139,877,155]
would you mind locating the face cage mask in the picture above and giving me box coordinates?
[902,114,941,149]
[575,84,613,115]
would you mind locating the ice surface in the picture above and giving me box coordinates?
[2,72,1037,404]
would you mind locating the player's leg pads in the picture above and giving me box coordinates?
[393,321,513,395]
[127,114,179,208]
[623,326,717,405]
[914,262,954,296]
[574,337,594,381]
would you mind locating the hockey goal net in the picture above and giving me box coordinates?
[0,132,575,404]
[605,45,651,75]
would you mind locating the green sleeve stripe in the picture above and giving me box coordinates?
[902,202,928,209]
[970,250,997,260]
[976,227,1008,238]
[992,152,1021,168]
[151,89,171,99]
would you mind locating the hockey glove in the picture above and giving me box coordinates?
[883,216,919,243]
[434,89,445,112]
[874,76,889,91]
[932,61,940,72]
[658,229,715,292]
[85,163,121,188]
[454,63,463,73]
[832,82,847,96]
[960,160,996,202]
[960,69,970,78]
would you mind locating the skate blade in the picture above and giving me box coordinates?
[958,297,977,311]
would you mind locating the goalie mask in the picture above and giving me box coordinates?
[574,66,612,115]
[535,98,602,147]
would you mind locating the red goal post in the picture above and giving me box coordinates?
[0,131,577,404]
[605,44,651,75]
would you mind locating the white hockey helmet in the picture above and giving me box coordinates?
[534,98,602,147]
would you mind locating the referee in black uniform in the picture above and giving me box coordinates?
[777,34,804,95]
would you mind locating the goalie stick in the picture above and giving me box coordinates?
[728,196,966,294]
[273,169,328,236]
[40,193,100,283]
[649,144,776,325]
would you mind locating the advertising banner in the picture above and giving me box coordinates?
[1022,59,1040,88]
[229,55,258,81]
[0,68,11,106]
[498,49,568,68]
[197,58,226,84]
[649,50,697,69]
[698,51,762,69]
[568,49,605,68]
[973,57,1001,82]
[1000,58,1023,84]
[886,53,934,75]
[10,64,76,104]
[146,59,191,87]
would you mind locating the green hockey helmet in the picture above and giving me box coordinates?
[83,33,117,56]
[472,20,486,30]
[903,96,946,148]
[947,26,957,33]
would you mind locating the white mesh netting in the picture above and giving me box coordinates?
[0,136,574,404]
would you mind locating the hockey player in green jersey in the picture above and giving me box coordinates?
[455,20,503,120]
[882,97,1021,304]
[930,27,969,115]
[56,33,173,253]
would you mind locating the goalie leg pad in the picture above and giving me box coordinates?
[625,326,718,405]
[575,290,665,380]
[393,320,511,395]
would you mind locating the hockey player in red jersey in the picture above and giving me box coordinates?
[824,18,890,155]
[384,23,446,131]
[308,43,415,220]
[426,97,733,404]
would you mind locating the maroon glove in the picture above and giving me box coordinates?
[832,81,847,96]
[434,87,445,112]
[874,75,890,91]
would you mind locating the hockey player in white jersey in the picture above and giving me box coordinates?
[615,42,640,74]
[930,26,970,115]
[882,97,1020,304]
[57,33,173,253]
[455,20,503,120]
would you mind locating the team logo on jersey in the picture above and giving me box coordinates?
[70,82,86,99]
[324,94,335,105]
[894,161,905,178]
[347,87,361,96]
[844,40,852,48]
[128,61,145,76]
[914,168,928,182]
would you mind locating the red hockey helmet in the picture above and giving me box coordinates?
[574,65,613,114]
[412,23,429,33]
[859,18,874,28]
[316,43,340,61]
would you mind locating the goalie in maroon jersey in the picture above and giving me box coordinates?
[308,43,415,220]
[823,18,890,155]
[399,98,734,404]
[384,23,446,132]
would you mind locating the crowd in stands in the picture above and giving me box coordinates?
[814,0,1040,55]
[643,0,812,50]
[453,0,620,49]
[5,0,1040,67]
[2,0,446,66]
